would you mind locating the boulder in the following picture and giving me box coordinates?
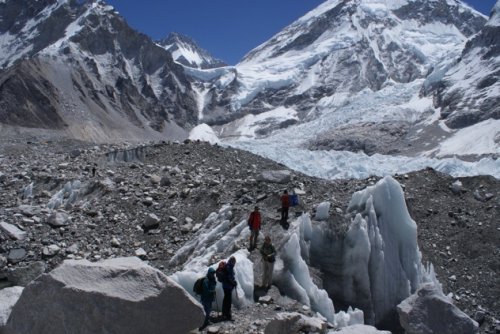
[264,312,327,334]
[0,287,24,329]
[0,222,27,241]
[143,213,160,229]
[6,261,46,286]
[7,249,26,264]
[46,211,71,228]
[4,257,204,334]
[397,283,479,334]
[258,170,292,184]
[18,205,41,217]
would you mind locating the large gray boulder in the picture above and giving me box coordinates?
[0,222,27,241]
[258,170,292,184]
[397,283,479,334]
[4,257,204,334]
[0,287,23,330]
[5,261,46,286]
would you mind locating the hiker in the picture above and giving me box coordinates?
[248,206,261,251]
[221,256,237,321]
[199,267,217,331]
[92,166,96,177]
[280,190,290,222]
[260,236,276,289]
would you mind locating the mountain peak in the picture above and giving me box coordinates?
[157,32,227,69]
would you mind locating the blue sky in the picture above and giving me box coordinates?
[106,0,497,65]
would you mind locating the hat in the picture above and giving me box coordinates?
[208,267,216,275]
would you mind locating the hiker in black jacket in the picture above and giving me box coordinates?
[221,256,237,321]
[199,267,217,331]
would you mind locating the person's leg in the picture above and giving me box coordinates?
[267,262,275,288]
[200,301,211,329]
[222,288,231,318]
[262,261,269,287]
[252,230,259,249]
[284,207,289,221]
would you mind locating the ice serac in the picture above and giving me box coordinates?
[295,176,439,330]
[344,176,424,327]
[397,283,479,334]
[4,257,203,334]
[432,0,500,128]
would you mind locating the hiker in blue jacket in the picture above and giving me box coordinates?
[221,256,237,321]
[199,267,217,331]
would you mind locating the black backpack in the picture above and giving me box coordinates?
[193,277,205,295]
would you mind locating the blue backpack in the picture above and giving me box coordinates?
[290,194,299,206]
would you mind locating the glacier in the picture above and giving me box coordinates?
[170,176,442,330]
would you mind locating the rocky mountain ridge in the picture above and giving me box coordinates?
[429,1,500,129]
[0,0,197,143]
[1,0,498,159]
[157,32,227,70]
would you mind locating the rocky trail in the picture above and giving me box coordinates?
[0,139,498,333]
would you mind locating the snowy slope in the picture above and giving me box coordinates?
[157,32,226,69]
[209,0,499,178]
[432,0,500,128]
[201,0,485,123]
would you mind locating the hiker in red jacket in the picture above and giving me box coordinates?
[248,206,261,251]
[281,190,290,223]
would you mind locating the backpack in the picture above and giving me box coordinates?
[215,261,226,283]
[193,277,205,295]
[290,194,299,207]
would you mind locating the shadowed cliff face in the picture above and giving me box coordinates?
[0,60,66,129]
[0,0,198,142]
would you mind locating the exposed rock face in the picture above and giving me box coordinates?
[431,1,500,128]
[397,283,479,334]
[0,0,197,143]
[4,257,204,334]
[0,286,23,330]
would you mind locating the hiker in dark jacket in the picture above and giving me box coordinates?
[222,256,237,321]
[248,206,261,251]
[260,236,276,289]
[199,267,217,330]
[280,190,290,222]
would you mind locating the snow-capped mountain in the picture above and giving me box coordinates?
[157,32,226,69]
[198,0,486,127]
[0,0,197,142]
[429,0,500,128]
